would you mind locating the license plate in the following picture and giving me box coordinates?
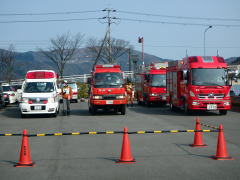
[162,96,166,100]
[34,106,42,110]
[106,100,113,104]
[207,104,217,110]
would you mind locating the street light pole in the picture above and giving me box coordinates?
[203,25,212,56]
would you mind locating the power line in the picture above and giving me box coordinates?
[117,10,240,22]
[121,18,240,27]
[135,44,240,49]
[0,17,100,23]
[0,10,102,16]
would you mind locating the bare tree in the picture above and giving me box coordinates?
[40,32,84,78]
[0,45,15,82]
[86,37,132,64]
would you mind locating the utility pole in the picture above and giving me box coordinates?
[203,25,212,56]
[128,48,131,71]
[102,8,116,64]
[138,37,144,66]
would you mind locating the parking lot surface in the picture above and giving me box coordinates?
[0,102,240,180]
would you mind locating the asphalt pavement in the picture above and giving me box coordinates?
[0,102,239,180]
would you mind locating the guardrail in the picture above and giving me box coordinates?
[4,71,134,85]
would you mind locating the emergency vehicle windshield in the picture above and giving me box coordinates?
[2,86,13,91]
[150,74,166,87]
[23,82,55,93]
[94,72,124,88]
[192,69,228,86]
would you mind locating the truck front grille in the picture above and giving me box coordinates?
[102,95,117,100]
[198,94,224,99]
[29,98,48,104]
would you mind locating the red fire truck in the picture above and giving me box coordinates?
[135,62,168,106]
[167,56,231,115]
[88,64,127,115]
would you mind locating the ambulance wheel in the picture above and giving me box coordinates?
[120,105,126,115]
[20,113,27,118]
[52,112,57,117]
[219,110,227,115]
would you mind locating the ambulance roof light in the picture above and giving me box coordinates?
[26,71,56,79]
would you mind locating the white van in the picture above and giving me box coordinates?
[2,83,17,104]
[19,70,60,118]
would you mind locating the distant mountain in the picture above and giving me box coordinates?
[225,57,240,65]
[1,48,169,80]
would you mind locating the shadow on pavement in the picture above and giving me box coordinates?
[129,103,222,117]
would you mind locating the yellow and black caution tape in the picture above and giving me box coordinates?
[0,129,218,137]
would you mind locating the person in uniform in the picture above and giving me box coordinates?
[125,81,134,107]
[61,80,73,115]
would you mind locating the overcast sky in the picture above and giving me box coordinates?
[1,0,240,60]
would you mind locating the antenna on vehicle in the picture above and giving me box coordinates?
[185,49,188,57]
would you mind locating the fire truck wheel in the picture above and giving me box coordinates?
[146,101,151,107]
[137,100,141,105]
[89,105,96,115]
[219,110,227,115]
[120,105,126,115]
[183,101,191,114]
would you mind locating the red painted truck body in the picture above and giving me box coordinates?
[166,56,231,115]
[135,62,168,106]
[88,64,127,115]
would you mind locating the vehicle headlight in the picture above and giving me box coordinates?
[192,101,200,105]
[150,93,158,96]
[224,102,230,106]
[189,91,195,97]
[49,97,55,103]
[21,97,28,103]
[93,95,103,100]
[116,95,125,99]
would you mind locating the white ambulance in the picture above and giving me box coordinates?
[19,70,60,118]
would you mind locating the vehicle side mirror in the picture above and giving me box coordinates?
[183,70,188,80]
[87,77,92,84]
[145,75,150,82]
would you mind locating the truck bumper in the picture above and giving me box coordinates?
[188,100,231,110]
[91,99,127,106]
[20,103,58,114]
[149,95,167,102]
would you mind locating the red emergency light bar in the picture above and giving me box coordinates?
[26,71,56,79]
[95,65,120,68]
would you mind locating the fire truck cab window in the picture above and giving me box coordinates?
[192,68,227,86]
[150,74,166,87]
[94,73,123,88]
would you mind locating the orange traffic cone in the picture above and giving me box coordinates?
[15,129,35,167]
[190,117,207,147]
[213,124,233,160]
[116,127,135,163]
